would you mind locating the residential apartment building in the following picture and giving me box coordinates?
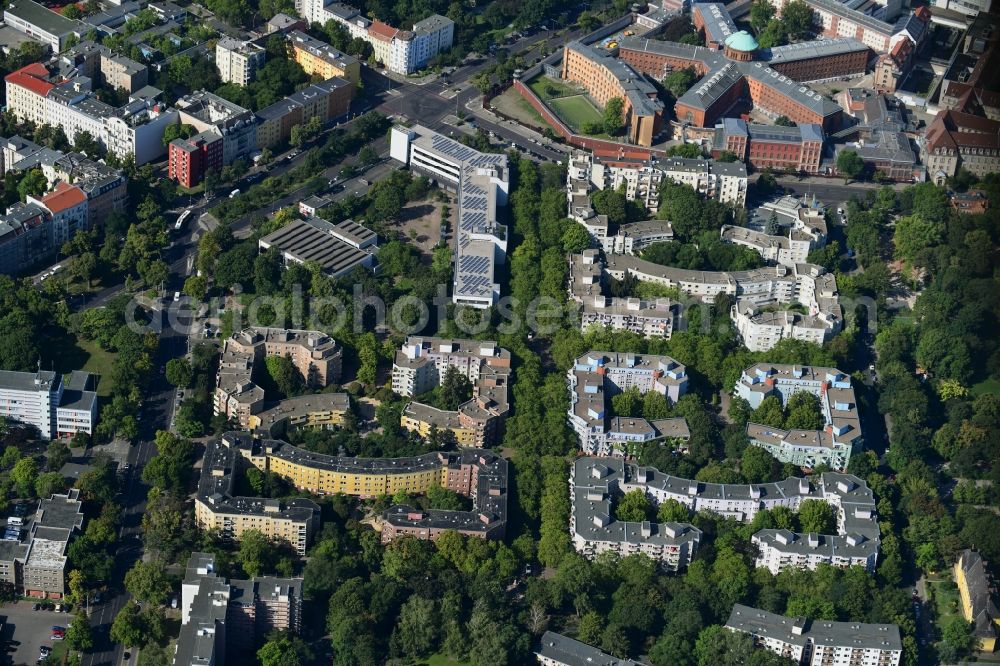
[0,203,52,274]
[570,457,703,570]
[567,350,689,456]
[722,195,828,267]
[4,63,177,165]
[215,37,266,85]
[3,0,80,51]
[0,370,96,439]
[598,252,842,351]
[536,631,644,666]
[922,109,1000,185]
[658,156,748,206]
[562,41,665,147]
[736,363,861,470]
[48,151,128,227]
[29,182,88,249]
[573,456,879,574]
[603,220,675,255]
[254,77,352,150]
[177,552,303,666]
[213,327,342,429]
[391,337,511,447]
[58,41,149,93]
[195,440,321,556]
[22,489,84,599]
[220,432,509,543]
[726,604,902,666]
[175,90,257,166]
[257,216,377,277]
[569,250,680,340]
[954,549,1000,652]
[298,0,453,74]
[571,150,748,210]
[248,393,350,439]
[287,30,360,85]
[766,0,901,52]
[390,124,509,309]
[168,131,223,189]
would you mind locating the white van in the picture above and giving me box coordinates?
[229,189,240,199]
[8,517,22,526]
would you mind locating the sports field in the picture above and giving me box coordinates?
[548,95,603,132]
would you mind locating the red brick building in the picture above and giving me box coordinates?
[168,131,223,188]
[714,118,824,173]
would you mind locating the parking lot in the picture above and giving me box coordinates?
[0,601,70,665]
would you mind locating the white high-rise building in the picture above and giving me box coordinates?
[0,370,97,440]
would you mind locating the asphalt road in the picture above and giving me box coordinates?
[773,176,896,207]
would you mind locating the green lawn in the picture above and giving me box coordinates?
[927,576,962,628]
[419,655,470,666]
[548,95,604,133]
[41,331,117,398]
[529,75,581,100]
[971,377,1000,397]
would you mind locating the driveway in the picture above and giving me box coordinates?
[0,601,70,666]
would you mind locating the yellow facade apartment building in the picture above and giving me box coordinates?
[955,549,999,652]
[288,30,360,85]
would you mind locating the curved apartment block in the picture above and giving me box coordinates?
[217,432,508,544]
[392,337,511,447]
[735,363,862,470]
[567,350,689,456]
[597,251,843,351]
[571,457,880,574]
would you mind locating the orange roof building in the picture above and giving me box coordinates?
[40,182,87,214]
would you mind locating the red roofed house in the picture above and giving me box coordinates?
[921,109,1000,185]
[30,182,89,247]
[367,20,398,68]
[5,62,55,126]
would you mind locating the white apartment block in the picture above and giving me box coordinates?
[567,152,748,226]
[390,124,508,309]
[569,250,679,339]
[391,337,507,397]
[567,351,688,456]
[594,251,842,351]
[727,605,902,666]
[0,370,96,440]
[571,458,702,571]
[5,64,178,165]
[215,37,266,85]
[572,457,880,574]
[657,156,748,207]
[391,336,512,448]
[735,363,862,470]
[932,0,992,15]
[721,224,818,267]
[298,0,452,74]
[728,195,828,267]
[602,220,674,255]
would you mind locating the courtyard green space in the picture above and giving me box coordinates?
[547,95,604,134]
[528,75,582,100]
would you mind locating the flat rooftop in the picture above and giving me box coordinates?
[259,217,374,276]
